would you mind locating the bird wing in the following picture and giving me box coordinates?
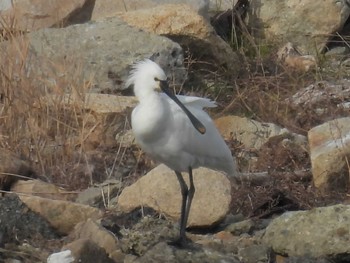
[160,93,217,109]
[163,97,235,175]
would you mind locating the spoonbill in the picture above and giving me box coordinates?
[126,59,238,244]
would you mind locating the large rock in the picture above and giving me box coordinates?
[287,80,350,109]
[308,117,350,191]
[0,0,87,31]
[69,219,120,261]
[215,115,305,150]
[1,17,185,93]
[264,205,350,259]
[91,0,210,20]
[11,179,75,201]
[248,0,350,54]
[117,164,232,227]
[18,195,103,234]
[119,4,239,70]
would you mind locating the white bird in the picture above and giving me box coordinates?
[126,59,238,244]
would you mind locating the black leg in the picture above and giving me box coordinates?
[175,171,188,242]
[182,167,195,236]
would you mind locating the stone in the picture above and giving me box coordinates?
[18,195,103,234]
[226,219,255,235]
[47,250,74,263]
[308,117,350,191]
[248,0,350,55]
[215,115,302,150]
[76,179,122,206]
[71,219,119,259]
[63,239,114,263]
[287,80,350,108]
[11,179,75,201]
[264,204,350,259]
[1,17,185,93]
[117,164,232,227]
[0,0,87,31]
[91,0,210,20]
[277,43,316,72]
[119,4,239,70]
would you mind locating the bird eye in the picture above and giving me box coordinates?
[154,77,159,81]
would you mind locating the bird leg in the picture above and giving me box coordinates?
[173,168,195,245]
[175,171,188,242]
[183,167,195,235]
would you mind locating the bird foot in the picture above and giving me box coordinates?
[167,236,191,248]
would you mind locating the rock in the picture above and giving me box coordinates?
[47,250,75,263]
[91,0,210,20]
[277,43,316,72]
[119,4,239,70]
[63,239,114,263]
[226,219,255,235]
[70,219,120,259]
[264,204,350,259]
[11,179,75,201]
[1,17,185,93]
[117,164,231,227]
[308,117,350,191]
[76,179,122,207]
[238,244,270,263]
[215,115,303,150]
[287,80,350,109]
[248,0,350,54]
[18,195,103,234]
[0,149,37,191]
[0,0,87,31]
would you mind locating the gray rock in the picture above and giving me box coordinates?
[264,204,350,259]
[308,117,350,192]
[3,17,185,93]
[117,164,232,228]
[287,80,350,108]
[91,0,210,20]
[248,0,350,55]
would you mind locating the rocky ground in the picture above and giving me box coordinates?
[1,0,350,262]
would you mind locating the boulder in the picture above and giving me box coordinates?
[248,0,350,54]
[215,115,305,150]
[119,4,239,70]
[91,0,210,20]
[0,0,87,31]
[70,219,120,260]
[63,239,114,263]
[308,117,350,191]
[287,80,350,109]
[277,42,316,72]
[18,195,103,234]
[264,204,350,259]
[1,17,185,93]
[117,164,232,227]
[11,179,75,201]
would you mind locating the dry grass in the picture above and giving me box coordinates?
[0,32,139,191]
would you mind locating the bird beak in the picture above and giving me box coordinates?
[160,80,206,134]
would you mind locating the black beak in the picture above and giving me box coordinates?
[160,80,206,135]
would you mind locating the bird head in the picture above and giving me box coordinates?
[126,59,168,98]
